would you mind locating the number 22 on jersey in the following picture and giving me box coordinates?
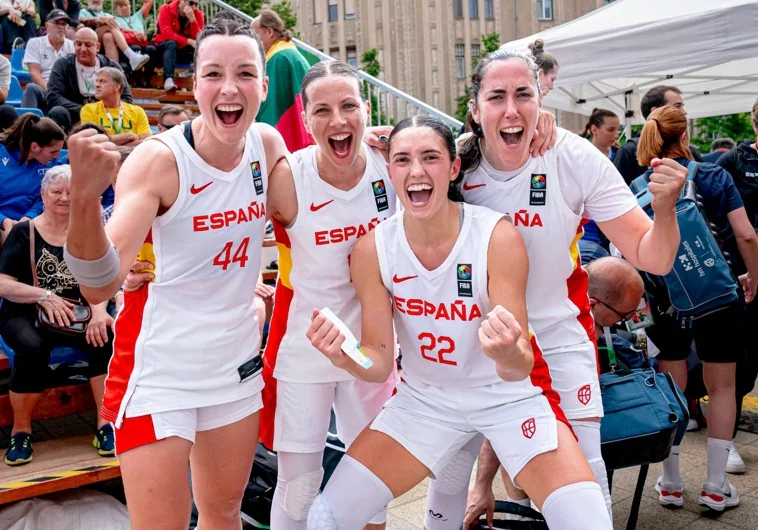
[418,332,457,366]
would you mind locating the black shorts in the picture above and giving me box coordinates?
[646,303,745,364]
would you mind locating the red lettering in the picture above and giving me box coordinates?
[329,228,344,244]
[224,210,236,226]
[419,332,437,363]
[315,231,328,245]
[406,298,423,316]
[394,296,407,314]
[424,301,436,317]
[209,212,224,230]
[356,224,367,238]
[530,213,543,227]
[469,304,482,321]
[237,208,249,224]
[438,336,457,366]
[417,332,457,366]
[435,303,450,321]
[344,226,357,239]
[451,302,466,321]
[193,215,209,232]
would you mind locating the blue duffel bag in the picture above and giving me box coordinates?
[599,337,689,470]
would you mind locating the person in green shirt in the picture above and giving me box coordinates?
[114,0,155,87]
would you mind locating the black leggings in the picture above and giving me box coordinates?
[1,314,113,394]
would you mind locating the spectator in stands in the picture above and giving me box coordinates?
[251,9,311,151]
[39,0,80,39]
[0,115,65,247]
[637,105,758,511]
[0,53,9,104]
[153,0,204,91]
[101,144,132,225]
[64,121,115,209]
[704,138,736,164]
[46,27,133,131]
[78,0,149,73]
[0,0,37,53]
[0,104,17,130]
[528,38,558,96]
[614,86,703,184]
[20,10,76,114]
[156,103,189,132]
[80,67,150,146]
[114,0,155,87]
[0,165,115,467]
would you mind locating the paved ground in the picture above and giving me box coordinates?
[386,400,758,530]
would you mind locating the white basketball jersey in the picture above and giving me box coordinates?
[104,124,268,425]
[461,141,594,351]
[266,144,397,383]
[375,203,542,402]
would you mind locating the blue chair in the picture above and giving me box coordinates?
[14,107,43,118]
[10,49,30,83]
[6,76,22,107]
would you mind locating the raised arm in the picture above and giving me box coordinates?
[65,131,176,304]
[306,231,395,383]
[481,219,533,382]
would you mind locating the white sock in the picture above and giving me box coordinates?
[571,420,612,519]
[506,495,531,507]
[706,438,731,488]
[123,47,140,60]
[662,445,682,486]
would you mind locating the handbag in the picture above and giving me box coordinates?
[29,220,91,336]
[599,328,689,470]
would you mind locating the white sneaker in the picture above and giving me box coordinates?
[726,442,746,474]
[655,476,684,507]
[129,53,150,72]
[699,480,739,511]
[686,418,699,431]
[164,78,177,91]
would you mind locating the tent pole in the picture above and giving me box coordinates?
[624,91,633,142]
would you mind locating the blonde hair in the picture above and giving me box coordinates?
[637,106,692,167]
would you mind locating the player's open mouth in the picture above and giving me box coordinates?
[216,104,243,126]
[328,133,353,159]
[500,126,524,147]
[407,183,433,207]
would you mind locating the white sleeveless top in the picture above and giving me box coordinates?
[265,144,397,383]
[375,203,541,402]
[105,124,268,425]
[460,129,637,351]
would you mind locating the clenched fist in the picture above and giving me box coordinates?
[68,129,121,202]
[478,305,523,363]
[306,309,349,369]
[648,158,686,214]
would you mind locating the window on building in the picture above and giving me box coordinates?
[453,0,463,18]
[471,43,480,67]
[346,46,358,68]
[330,47,340,60]
[345,0,356,19]
[328,1,338,22]
[455,43,466,78]
[469,0,478,18]
[484,0,493,19]
[537,0,553,20]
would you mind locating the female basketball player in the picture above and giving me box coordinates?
[261,60,398,530]
[65,19,289,530]
[424,49,687,529]
[304,115,613,530]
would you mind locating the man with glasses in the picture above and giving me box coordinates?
[157,104,190,132]
[153,0,204,91]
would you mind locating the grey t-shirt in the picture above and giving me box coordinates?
[0,56,11,90]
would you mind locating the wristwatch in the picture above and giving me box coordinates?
[37,290,52,305]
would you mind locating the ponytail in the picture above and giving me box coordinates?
[637,106,691,167]
[0,114,65,164]
[459,111,484,174]
[582,108,617,140]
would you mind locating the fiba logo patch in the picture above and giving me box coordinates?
[457,264,472,297]
[578,384,592,406]
[251,161,264,195]
[522,418,536,439]
[372,180,389,212]
[704,258,715,267]
[530,173,546,206]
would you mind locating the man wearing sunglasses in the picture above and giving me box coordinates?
[153,0,204,91]
[157,104,190,133]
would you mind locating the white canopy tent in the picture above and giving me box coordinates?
[501,0,758,131]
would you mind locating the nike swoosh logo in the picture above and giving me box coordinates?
[190,182,213,195]
[393,274,418,283]
[462,182,486,191]
[310,200,334,212]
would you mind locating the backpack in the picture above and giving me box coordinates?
[630,161,739,319]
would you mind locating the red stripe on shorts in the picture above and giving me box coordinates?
[528,335,574,437]
[115,414,159,454]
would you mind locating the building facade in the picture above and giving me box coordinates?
[291,0,612,124]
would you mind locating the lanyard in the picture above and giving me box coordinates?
[78,63,96,94]
[103,102,124,134]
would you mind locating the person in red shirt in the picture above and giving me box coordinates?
[153,0,203,91]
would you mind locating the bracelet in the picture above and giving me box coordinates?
[37,290,52,305]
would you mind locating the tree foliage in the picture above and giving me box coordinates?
[360,48,388,125]
[455,32,500,124]
[692,113,754,153]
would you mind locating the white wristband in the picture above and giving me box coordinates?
[64,240,121,288]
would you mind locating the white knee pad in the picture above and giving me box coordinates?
[282,468,325,520]
[307,494,337,530]
[541,482,612,530]
[425,436,481,530]
[307,455,393,530]
[571,420,612,519]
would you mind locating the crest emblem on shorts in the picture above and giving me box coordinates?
[372,180,389,212]
[530,174,546,206]
[578,384,592,406]
[521,418,536,439]
[251,161,264,195]
[456,264,472,297]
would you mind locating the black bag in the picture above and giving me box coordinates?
[463,500,548,529]
[240,410,347,528]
